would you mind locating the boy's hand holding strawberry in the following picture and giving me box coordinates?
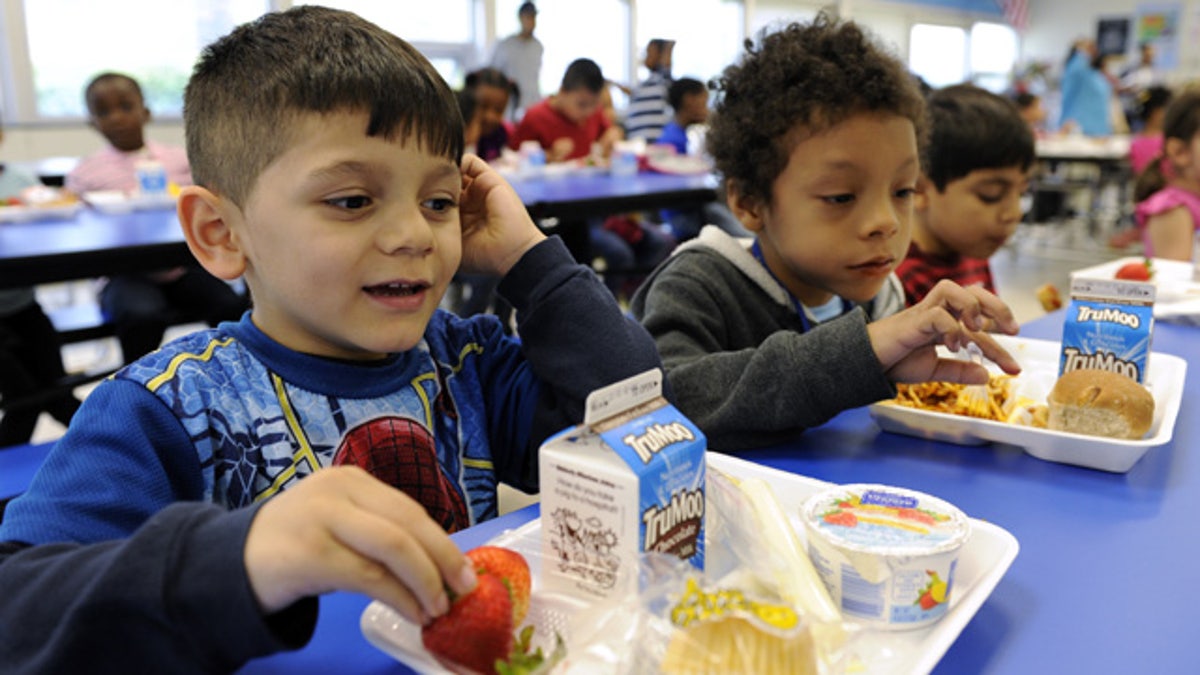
[422,545,550,675]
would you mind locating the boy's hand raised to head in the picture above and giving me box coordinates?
[868,280,1022,384]
[458,154,546,277]
[243,466,477,625]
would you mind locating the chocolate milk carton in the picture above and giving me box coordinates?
[539,369,706,602]
[1060,278,1156,383]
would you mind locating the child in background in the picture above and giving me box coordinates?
[1109,85,1173,249]
[1133,88,1200,261]
[464,68,517,163]
[0,7,663,671]
[512,58,673,298]
[1129,85,1173,174]
[1014,92,1048,136]
[655,77,750,242]
[897,84,1035,306]
[0,118,81,446]
[657,77,708,155]
[631,16,1021,451]
[67,72,247,363]
[510,57,622,162]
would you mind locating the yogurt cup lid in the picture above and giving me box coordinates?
[802,484,970,556]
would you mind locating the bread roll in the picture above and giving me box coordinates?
[1047,369,1154,439]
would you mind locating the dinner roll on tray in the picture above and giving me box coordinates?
[1047,369,1155,440]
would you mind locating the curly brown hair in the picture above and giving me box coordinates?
[707,14,927,206]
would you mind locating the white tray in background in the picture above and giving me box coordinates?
[361,453,1019,675]
[82,190,177,214]
[870,335,1186,473]
[0,202,82,223]
[1070,256,1200,325]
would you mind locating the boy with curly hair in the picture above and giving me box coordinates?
[896,84,1035,306]
[0,7,663,671]
[631,15,1021,451]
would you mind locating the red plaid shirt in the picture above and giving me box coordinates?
[896,242,995,306]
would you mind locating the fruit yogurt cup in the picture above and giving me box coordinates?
[801,484,970,630]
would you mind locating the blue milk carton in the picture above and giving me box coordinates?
[539,369,706,602]
[1060,277,1156,383]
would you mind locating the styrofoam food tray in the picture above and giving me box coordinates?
[1071,256,1200,324]
[361,453,1019,675]
[870,335,1186,473]
[0,202,82,223]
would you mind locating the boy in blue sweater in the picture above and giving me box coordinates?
[0,7,662,672]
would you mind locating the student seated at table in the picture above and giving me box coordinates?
[0,7,663,671]
[896,84,1035,307]
[631,16,1021,451]
[0,120,81,446]
[466,67,518,164]
[66,71,247,363]
[1133,88,1200,261]
[511,58,673,298]
[1110,84,1173,249]
[655,77,749,242]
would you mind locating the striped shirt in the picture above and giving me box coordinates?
[625,70,671,142]
[896,242,996,307]
[65,141,192,194]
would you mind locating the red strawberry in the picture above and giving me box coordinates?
[1115,259,1152,281]
[422,574,514,674]
[918,591,937,610]
[467,546,531,625]
[823,510,858,527]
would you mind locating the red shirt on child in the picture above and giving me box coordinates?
[510,100,611,161]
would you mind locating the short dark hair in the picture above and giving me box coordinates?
[518,2,537,16]
[668,78,706,111]
[706,14,927,205]
[922,84,1035,192]
[560,58,604,94]
[184,6,462,206]
[465,67,520,108]
[84,72,144,109]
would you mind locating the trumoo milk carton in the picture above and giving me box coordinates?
[1060,277,1156,383]
[539,369,706,602]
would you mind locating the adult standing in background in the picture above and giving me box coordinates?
[625,38,675,143]
[490,2,543,121]
[1058,38,1114,136]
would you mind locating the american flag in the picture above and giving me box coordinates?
[998,0,1029,33]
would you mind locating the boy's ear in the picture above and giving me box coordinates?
[177,185,246,281]
[725,180,765,233]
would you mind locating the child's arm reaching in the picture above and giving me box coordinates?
[868,279,1021,384]
[244,466,476,625]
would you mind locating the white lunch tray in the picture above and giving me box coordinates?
[870,335,1186,473]
[361,452,1019,675]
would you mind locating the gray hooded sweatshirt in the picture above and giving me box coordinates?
[630,225,904,451]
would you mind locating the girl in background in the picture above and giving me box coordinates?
[1133,88,1200,261]
[465,68,517,163]
[1110,85,1173,249]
